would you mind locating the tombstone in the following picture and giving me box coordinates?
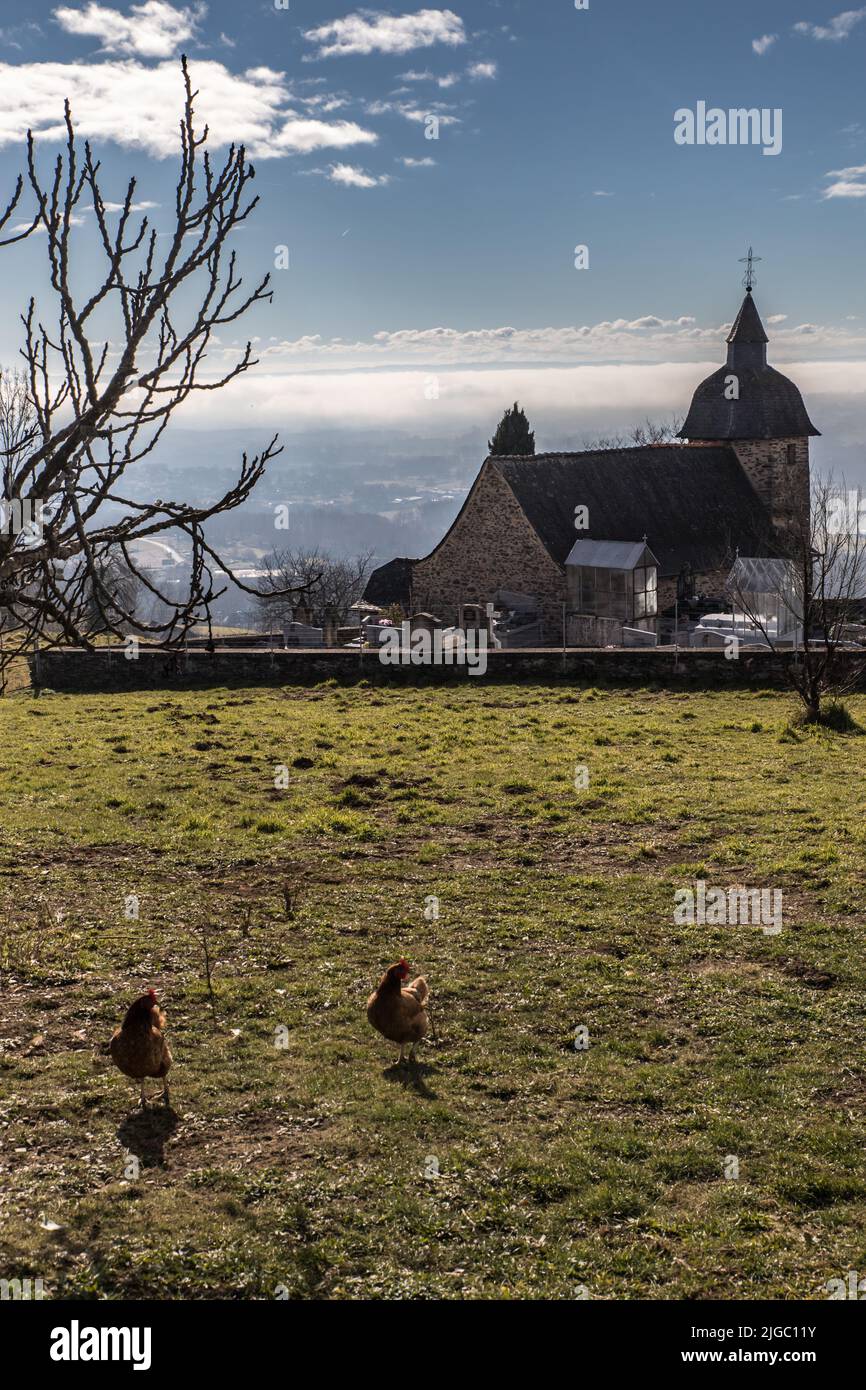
[283,620,324,648]
[408,611,442,639]
[458,602,493,640]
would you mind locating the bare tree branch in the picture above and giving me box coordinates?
[726,474,866,723]
[0,57,304,684]
[254,549,376,630]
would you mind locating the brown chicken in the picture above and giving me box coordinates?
[367,958,429,1064]
[109,989,172,1107]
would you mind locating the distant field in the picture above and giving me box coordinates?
[0,681,864,1299]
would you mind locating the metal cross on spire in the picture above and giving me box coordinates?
[739,246,762,292]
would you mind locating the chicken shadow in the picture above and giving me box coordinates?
[382,1061,438,1099]
[117,1103,179,1169]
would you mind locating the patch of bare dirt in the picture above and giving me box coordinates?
[121,1107,335,1173]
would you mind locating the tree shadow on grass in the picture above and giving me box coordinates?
[117,1103,179,1168]
[382,1061,438,1100]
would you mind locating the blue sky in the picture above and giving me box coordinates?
[0,1,865,448]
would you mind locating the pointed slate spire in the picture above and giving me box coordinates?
[726,290,768,368]
[680,282,819,440]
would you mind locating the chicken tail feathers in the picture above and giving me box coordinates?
[405,976,428,1006]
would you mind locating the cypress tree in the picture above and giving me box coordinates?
[488,401,535,456]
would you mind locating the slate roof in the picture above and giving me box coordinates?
[728,290,768,345]
[493,445,773,577]
[680,363,820,440]
[363,555,416,607]
[680,291,820,440]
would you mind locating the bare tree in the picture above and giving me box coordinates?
[0,57,301,685]
[628,416,684,447]
[0,368,35,499]
[81,550,141,633]
[254,548,375,629]
[578,415,684,451]
[726,475,866,725]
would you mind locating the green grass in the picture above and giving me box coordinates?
[0,681,865,1300]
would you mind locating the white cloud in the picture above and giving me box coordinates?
[399,155,436,166]
[467,60,496,78]
[304,8,466,60]
[825,179,866,197]
[0,20,44,52]
[627,315,694,330]
[593,189,614,197]
[237,313,866,374]
[397,65,467,87]
[823,162,866,197]
[167,362,706,431]
[365,98,459,124]
[54,1,204,59]
[172,359,866,440]
[767,313,788,323]
[124,313,865,443]
[10,213,86,232]
[253,318,716,370]
[752,33,777,55]
[299,92,351,112]
[273,118,378,155]
[328,162,389,187]
[97,199,160,212]
[0,59,377,158]
[793,8,866,41]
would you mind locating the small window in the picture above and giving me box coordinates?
[633,564,658,618]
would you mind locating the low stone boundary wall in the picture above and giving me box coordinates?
[28,645,866,692]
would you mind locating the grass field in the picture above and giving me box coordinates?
[0,679,864,1300]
